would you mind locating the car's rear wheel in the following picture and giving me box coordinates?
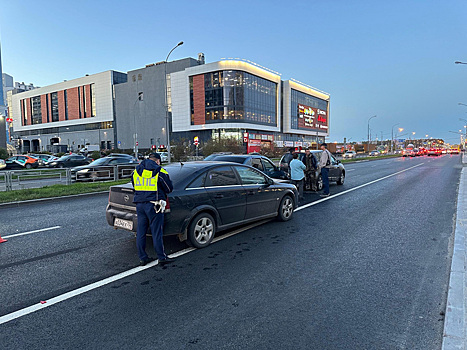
[187,212,216,248]
[316,175,323,191]
[25,163,32,169]
[277,195,294,222]
[337,172,345,185]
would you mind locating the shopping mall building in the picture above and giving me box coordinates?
[9,57,329,153]
[171,59,330,152]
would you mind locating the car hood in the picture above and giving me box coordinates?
[71,165,88,171]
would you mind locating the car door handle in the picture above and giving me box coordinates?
[214,194,224,199]
[247,190,256,195]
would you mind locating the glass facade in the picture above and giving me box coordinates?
[91,84,96,117]
[190,70,277,126]
[31,96,42,125]
[290,89,328,130]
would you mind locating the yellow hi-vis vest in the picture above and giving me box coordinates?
[132,168,168,191]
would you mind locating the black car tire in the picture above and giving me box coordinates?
[277,195,294,222]
[316,175,323,191]
[337,172,345,185]
[25,163,32,169]
[187,212,216,248]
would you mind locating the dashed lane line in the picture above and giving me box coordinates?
[3,226,61,239]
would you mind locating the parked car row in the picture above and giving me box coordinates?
[71,154,138,181]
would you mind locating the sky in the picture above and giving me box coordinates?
[1,0,466,144]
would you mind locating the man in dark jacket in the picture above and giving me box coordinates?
[132,153,174,266]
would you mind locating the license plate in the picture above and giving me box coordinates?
[114,218,133,230]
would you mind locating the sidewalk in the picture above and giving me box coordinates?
[442,153,467,349]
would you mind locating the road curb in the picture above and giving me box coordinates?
[442,159,467,349]
[0,191,109,208]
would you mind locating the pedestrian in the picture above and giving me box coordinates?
[303,147,318,191]
[318,143,332,197]
[132,152,174,266]
[290,152,306,202]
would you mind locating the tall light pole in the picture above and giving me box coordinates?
[460,118,467,148]
[367,115,377,153]
[164,41,184,163]
[391,123,399,153]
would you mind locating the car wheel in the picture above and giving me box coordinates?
[316,175,323,191]
[337,172,345,185]
[25,163,32,169]
[187,212,216,248]
[277,195,294,222]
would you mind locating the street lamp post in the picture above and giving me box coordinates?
[391,123,400,154]
[164,41,184,163]
[367,115,377,153]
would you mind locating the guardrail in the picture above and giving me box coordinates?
[0,164,138,191]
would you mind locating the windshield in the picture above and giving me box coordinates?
[89,158,108,166]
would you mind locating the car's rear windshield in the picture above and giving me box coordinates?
[164,164,208,186]
[211,156,246,163]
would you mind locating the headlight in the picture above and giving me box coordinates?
[78,169,90,173]
[50,162,57,165]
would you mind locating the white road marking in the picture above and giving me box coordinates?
[0,163,424,325]
[0,220,269,325]
[347,169,355,171]
[3,226,61,239]
[295,163,424,212]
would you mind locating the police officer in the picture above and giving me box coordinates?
[132,153,174,266]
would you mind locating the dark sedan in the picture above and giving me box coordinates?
[106,162,298,248]
[280,150,346,191]
[203,154,289,180]
[71,155,138,181]
[47,154,92,168]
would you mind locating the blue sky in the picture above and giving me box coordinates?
[1,0,466,144]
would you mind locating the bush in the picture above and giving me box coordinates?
[0,148,9,160]
[202,138,244,156]
[171,138,191,162]
[90,151,101,160]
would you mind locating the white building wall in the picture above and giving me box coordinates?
[11,70,116,132]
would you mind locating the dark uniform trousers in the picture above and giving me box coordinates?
[136,202,167,261]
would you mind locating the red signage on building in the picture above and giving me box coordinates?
[297,104,328,131]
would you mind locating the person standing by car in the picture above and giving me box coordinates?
[132,153,174,266]
[319,143,332,197]
[303,148,318,191]
[290,152,306,202]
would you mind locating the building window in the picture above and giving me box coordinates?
[46,94,50,123]
[78,86,82,118]
[83,86,87,118]
[31,96,42,125]
[189,76,194,124]
[191,70,277,126]
[90,84,96,117]
[64,90,68,120]
[51,92,59,122]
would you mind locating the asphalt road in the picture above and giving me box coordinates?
[0,154,461,349]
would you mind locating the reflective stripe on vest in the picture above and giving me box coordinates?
[132,168,169,192]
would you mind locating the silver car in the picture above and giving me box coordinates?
[342,151,357,159]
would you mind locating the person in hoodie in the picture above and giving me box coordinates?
[132,153,174,266]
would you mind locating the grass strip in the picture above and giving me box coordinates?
[0,179,130,204]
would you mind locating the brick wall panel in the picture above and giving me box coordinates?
[58,90,66,121]
[85,84,92,118]
[67,87,80,120]
[193,75,205,126]
[26,98,31,126]
[40,95,48,124]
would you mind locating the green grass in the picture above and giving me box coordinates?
[340,154,402,163]
[0,179,130,204]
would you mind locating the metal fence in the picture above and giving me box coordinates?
[0,164,138,192]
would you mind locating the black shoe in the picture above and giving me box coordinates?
[158,257,175,265]
[139,257,155,266]
[320,193,330,197]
